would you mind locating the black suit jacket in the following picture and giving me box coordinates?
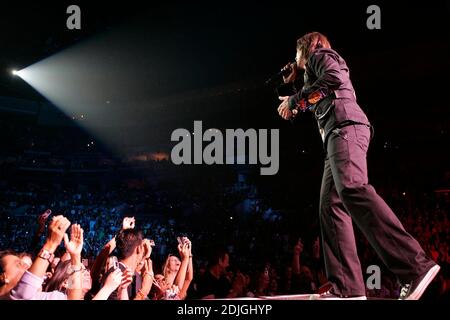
[288,48,370,142]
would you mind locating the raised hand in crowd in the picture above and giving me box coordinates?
[178,241,191,260]
[30,209,52,254]
[117,267,133,300]
[135,258,153,300]
[292,238,303,275]
[122,217,135,230]
[173,241,190,294]
[90,216,136,293]
[294,238,304,256]
[38,209,52,233]
[63,224,84,300]
[64,224,84,258]
[181,238,194,299]
[92,268,123,300]
[142,239,153,260]
[29,215,71,279]
[9,215,86,300]
[177,238,193,299]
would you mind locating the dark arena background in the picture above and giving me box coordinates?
[0,0,449,309]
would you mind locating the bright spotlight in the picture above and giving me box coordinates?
[11,69,19,76]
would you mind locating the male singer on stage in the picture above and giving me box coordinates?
[277,32,440,300]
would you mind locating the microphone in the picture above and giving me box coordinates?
[265,61,296,85]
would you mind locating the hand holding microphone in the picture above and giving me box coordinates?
[282,62,298,84]
[265,61,297,85]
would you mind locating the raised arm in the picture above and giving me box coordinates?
[63,224,84,300]
[10,215,70,300]
[90,237,116,289]
[92,268,122,300]
[29,216,70,278]
[180,239,193,299]
[173,243,190,290]
[135,258,154,300]
[292,239,303,275]
[90,217,134,290]
[30,209,51,254]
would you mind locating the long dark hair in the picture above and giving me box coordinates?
[43,260,71,292]
[296,32,331,63]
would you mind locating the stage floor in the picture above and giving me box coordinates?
[222,294,393,300]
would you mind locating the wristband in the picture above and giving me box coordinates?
[67,264,83,275]
[136,290,147,300]
[37,248,55,264]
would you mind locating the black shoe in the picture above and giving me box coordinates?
[399,264,440,300]
[309,289,367,300]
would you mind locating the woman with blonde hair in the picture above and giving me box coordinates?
[159,238,193,299]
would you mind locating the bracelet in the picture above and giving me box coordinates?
[143,271,154,278]
[136,290,147,300]
[37,248,55,264]
[67,264,83,275]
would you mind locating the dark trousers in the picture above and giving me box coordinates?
[319,124,435,296]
